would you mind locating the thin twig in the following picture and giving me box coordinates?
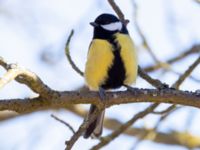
[133,49,200,149]
[172,56,200,89]
[194,0,200,4]
[51,114,75,134]
[152,55,200,132]
[61,104,200,148]
[134,56,200,148]
[107,0,129,25]
[65,109,101,150]
[90,104,158,150]
[152,104,177,115]
[167,69,200,83]
[131,106,180,150]
[133,0,160,64]
[156,107,180,126]
[155,56,200,117]
[144,45,200,72]
[138,66,168,89]
[65,29,84,77]
[0,57,8,68]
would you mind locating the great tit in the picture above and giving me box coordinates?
[84,13,138,138]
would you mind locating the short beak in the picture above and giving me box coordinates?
[90,22,99,27]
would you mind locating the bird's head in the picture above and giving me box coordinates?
[90,13,128,38]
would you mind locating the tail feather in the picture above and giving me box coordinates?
[83,105,105,138]
[92,110,105,138]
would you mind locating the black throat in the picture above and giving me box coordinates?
[101,35,126,89]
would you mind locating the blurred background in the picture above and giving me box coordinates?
[0,0,200,150]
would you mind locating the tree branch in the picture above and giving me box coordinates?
[138,67,168,89]
[62,103,200,149]
[0,64,23,89]
[194,0,200,4]
[133,56,200,148]
[133,0,160,64]
[51,114,76,134]
[65,30,84,77]
[90,104,158,150]
[0,88,199,113]
[0,57,57,98]
[144,45,200,72]
[103,119,200,149]
[107,0,129,25]
[65,109,102,150]
[2,103,199,148]
[172,56,200,89]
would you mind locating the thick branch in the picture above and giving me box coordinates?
[0,88,199,113]
[0,65,23,89]
[0,57,57,98]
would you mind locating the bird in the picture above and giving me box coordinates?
[84,13,138,138]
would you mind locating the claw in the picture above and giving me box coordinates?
[99,87,106,101]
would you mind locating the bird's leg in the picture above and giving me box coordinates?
[98,87,106,101]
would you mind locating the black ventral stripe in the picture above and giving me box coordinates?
[101,35,126,89]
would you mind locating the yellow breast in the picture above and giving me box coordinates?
[115,33,138,85]
[84,39,114,90]
[84,34,138,91]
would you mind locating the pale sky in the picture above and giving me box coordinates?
[0,0,200,150]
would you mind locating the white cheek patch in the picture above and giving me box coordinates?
[101,22,122,31]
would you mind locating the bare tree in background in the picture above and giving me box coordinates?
[0,0,200,150]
